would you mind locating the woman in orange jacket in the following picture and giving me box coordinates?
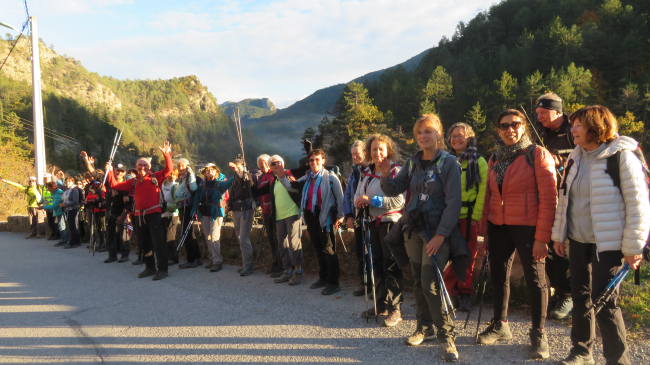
[477,109,557,360]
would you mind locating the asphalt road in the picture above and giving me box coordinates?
[0,231,647,364]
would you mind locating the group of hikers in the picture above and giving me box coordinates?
[2,92,648,364]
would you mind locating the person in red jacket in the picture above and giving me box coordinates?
[106,141,174,281]
[477,109,557,359]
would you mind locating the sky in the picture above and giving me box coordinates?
[1,0,498,108]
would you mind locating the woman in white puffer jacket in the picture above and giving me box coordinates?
[552,105,649,365]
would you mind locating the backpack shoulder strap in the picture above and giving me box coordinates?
[524,144,538,170]
[606,151,622,194]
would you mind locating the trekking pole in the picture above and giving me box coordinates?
[464,251,490,329]
[176,216,196,252]
[519,106,545,147]
[361,209,370,322]
[101,127,123,187]
[90,212,95,255]
[0,175,9,189]
[587,262,631,317]
[364,206,378,323]
[337,226,347,252]
[422,228,456,322]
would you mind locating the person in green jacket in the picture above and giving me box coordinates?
[1,176,47,238]
[40,182,68,246]
[443,122,488,312]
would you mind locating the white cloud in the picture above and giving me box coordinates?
[60,0,497,106]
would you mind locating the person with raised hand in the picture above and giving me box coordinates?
[1,176,46,238]
[552,106,649,365]
[161,168,180,265]
[274,149,344,295]
[105,141,174,281]
[379,114,463,362]
[478,109,557,360]
[443,123,488,312]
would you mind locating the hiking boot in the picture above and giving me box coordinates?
[239,266,254,277]
[269,269,284,278]
[289,270,303,286]
[321,284,340,295]
[529,328,549,359]
[179,261,199,269]
[210,264,222,272]
[459,293,473,312]
[441,341,459,362]
[204,262,213,269]
[196,258,203,265]
[132,259,143,265]
[118,256,129,263]
[25,234,37,239]
[477,319,512,345]
[550,296,573,320]
[63,244,78,249]
[310,279,327,289]
[383,309,402,327]
[404,328,436,346]
[53,242,66,247]
[361,306,388,319]
[237,267,244,273]
[152,270,168,281]
[104,257,118,263]
[274,271,292,283]
[352,284,365,297]
[138,268,156,278]
[559,351,596,365]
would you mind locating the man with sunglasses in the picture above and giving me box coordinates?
[535,93,575,321]
[2,176,47,238]
[274,149,345,295]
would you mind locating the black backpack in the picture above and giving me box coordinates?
[327,165,347,192]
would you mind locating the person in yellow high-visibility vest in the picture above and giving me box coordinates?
[1,176,47,238]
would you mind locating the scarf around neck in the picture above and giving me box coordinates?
[454,147,480,192]
[493,134,532,185]
[301,168,325,213]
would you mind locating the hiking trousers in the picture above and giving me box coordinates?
[233,209,255,269]
[304,209,340,286]
[275,214,303,269]
[135,212,168,272]
[200,216,223,265]
[370,222,403,311]
[28,207,46,236]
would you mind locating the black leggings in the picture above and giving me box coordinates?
[488,222,548,329]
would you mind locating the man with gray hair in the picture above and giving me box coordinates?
[256,154,283,276]
[174,158,203,269]
[344,140,368,296]
[535,92,574,320]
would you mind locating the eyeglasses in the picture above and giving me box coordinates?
[498,122,523,131]
[450,134,466,140]
[270,161,282,166]
[309,159,322,163]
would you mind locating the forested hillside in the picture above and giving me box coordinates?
[0,37,274,176]
[221,98,277,127]
[313,0,650,164]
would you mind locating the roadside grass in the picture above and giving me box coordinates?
[620,261,650,338]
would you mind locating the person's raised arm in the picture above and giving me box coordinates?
[2,179,26,190]
[105,163,134,193]
[154,141,174,182]
[380,158,411,197]
[80,151,95,173]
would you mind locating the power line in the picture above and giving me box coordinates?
[0,0,30,72]
[15,116,79,142]
[0,118,79,146]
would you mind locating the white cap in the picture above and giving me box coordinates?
[44,173,52,178]
[29,176,37,181]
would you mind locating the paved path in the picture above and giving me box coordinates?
[0,232,648,364]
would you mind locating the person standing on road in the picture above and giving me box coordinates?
[40,182,67,247]
[105,141,174,281]
[2,176,46,238]
[535,92,576,320]
[379,114,462,362]
[256,154,283,277]
[260,155,305,286]
[443,123,488,312]
[60,176,82,249]
[344,140,367,297]
[478,109,557,360]
[174,158,204,269]
[40,173,59,241]
[227,158,257,277]
[355,134,405,327]
[275,149,345,295]
[552,106,649,365]
[161,169,180,265]
[191,163,232,273]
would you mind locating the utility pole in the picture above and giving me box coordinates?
[30,17,46,182]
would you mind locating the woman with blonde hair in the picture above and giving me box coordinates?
[552,105,649,365]
[354,134,405,327]
[380,114,464,361]
[443,122,488,312]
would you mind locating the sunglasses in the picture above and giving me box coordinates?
[270,161,282,166]
[498,121,523,131]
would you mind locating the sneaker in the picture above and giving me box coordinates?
[476,319,512,345]
[321,284,340,295]
[459,293,473,312]
[352,284,366,297]
[179,262,199,269]
[559,351,596,365]
[550,296,573,320]
[25,234,37,239]
[137,268,156,278]
[361,306,388,319]
[529,328,549,359]
[210,264,222,272]
[53,242,66,247]
[289,270,303,286]
[310,279,327,289]
[132,259,143,265]
[274,271,292,283]
[240,266,254,277]
[269,269,284,278]
[152,270,168,281]
[104,257,118,263]
[404,328,436,346]
[118,256,129,263]
[204,262,213,269]
[441,341,459,362]
[384,309,402,327]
